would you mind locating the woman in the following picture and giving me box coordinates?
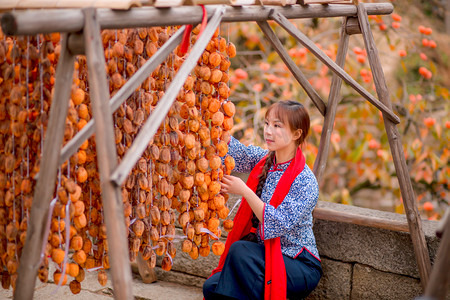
[203,100,322,300]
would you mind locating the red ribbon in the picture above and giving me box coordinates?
[179,5,208,55]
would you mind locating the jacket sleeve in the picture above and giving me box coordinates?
[261,170,319,240]
[226,136,268,173]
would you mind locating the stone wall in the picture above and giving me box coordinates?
[154,200,444,300]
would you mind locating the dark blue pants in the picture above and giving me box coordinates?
[203,241,322,300]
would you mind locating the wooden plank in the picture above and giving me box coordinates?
[1,3,393,35]
[59,27,184,165]
[257,20,326,116]
[313,17,348,182]
[424,208,450,299]
[299,0,353,4]
[153,0,185,7]
[184,0,231,5]
[313,207,410,233]
[14,34,75,300]
[270,10,401,125]
[110,6,226,186]
[260,0,297,6]
[357,3,431,288]
[82,8,134,300]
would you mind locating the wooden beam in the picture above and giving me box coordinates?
[357,3,431,288]
[83,8,134,299]
[14,34,75,300]
[110,6,226,186]
[313,17,348,183]
[58,26,184,165]
[257,20,326,116]
[270,10,401,125]
[1,3,393,35]
[313,207,410,233]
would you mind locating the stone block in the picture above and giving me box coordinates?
[351,263,423,300]
[313,201,439,278]
[307,258,352,300]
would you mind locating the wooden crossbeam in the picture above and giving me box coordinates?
[1,3,393,36]
[110,6,226,186]
[257,20,327,116]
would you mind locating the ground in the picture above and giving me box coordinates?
[0,268,203,300]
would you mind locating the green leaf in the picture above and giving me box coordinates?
[350,141,366,162]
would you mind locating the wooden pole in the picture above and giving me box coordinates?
[14,34,75,300]
[424,209,450,299]
[1,3,393,36]
[257,20,327,116]
[110,6,226,186]
[59,26,184,165]
[313,17,349,182]
[83,8,134,299]
[357,3,431,288]
[136,252,157,283]
[270,10,401,125]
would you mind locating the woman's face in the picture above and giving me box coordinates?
[263,111,301,153]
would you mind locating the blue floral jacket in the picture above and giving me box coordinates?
[227,136,320,260]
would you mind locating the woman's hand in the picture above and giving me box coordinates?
[220,175,248,197]
[221,175,264,222]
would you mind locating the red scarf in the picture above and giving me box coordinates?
[211,147,306,300]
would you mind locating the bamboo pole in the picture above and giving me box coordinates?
[110,6,226,186]
[313,17,349,182]
[257,20,326,116]
[270,10,400,125]
[14,34,75,300]
[83,7,134,299]
[1,3,393,36]
[357,3,431,288]
[59,26,184,165]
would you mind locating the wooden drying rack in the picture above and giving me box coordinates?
[1,2,440,299]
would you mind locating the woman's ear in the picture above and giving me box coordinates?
[293,129,302,141]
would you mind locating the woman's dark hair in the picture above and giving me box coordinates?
[242,101,310,242]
